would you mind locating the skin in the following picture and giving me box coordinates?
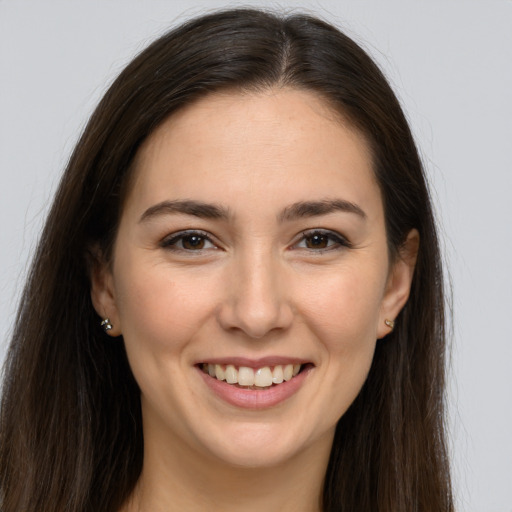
[91,88,418,512]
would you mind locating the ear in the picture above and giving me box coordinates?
[377,229,419,339]
[88,246,122,337]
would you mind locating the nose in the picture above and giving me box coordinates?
[217,249,293,339]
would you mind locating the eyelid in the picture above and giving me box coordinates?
[292,228,352,251]
[160,229,219,251]
[159,228,351,253]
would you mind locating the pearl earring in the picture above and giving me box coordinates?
[100,318,113,332]
[384,319,395,331]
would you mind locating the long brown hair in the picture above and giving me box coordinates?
[0,8,453,511]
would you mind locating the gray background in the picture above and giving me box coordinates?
[1,1,511,510]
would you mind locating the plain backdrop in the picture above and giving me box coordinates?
[1,1,511,510]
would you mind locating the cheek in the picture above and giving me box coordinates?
[113,262,219,357]
[297,261,386,347]
[112,263,224,424]
[294,261,386,413]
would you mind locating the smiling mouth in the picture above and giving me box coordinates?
[199,363,310,390]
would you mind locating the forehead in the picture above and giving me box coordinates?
[126,88,380,219]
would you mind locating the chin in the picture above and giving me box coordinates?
[194,421,319,469]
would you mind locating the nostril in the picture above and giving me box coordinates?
[217,303,294,339]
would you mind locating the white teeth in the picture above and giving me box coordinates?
[283,364,294,381]
[204,363,303,387]
[272,365,284,384]
[225,364,238,384]
[215,364,226,381]
[238,367,255,386]
[254,367,273,387]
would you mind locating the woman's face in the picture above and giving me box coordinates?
[93,88,415,468]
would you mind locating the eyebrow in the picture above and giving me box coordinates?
[278,199,366,222]
[139,199,231,223]
[139,197,366,224]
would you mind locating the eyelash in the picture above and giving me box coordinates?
[160,229,351,254]
[294,229,352,252]
[160,230,217,252]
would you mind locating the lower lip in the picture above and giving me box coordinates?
[197,366,312,410]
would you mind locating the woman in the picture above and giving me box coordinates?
[0,8,453,512]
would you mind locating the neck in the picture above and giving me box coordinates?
[120,426,333,512]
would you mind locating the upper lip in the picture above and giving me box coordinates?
[196,356,313,368]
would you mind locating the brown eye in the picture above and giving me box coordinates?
[304,233,329,249]
[161,231,216,252]
[294,230,351,252]
[182,235,206,250]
